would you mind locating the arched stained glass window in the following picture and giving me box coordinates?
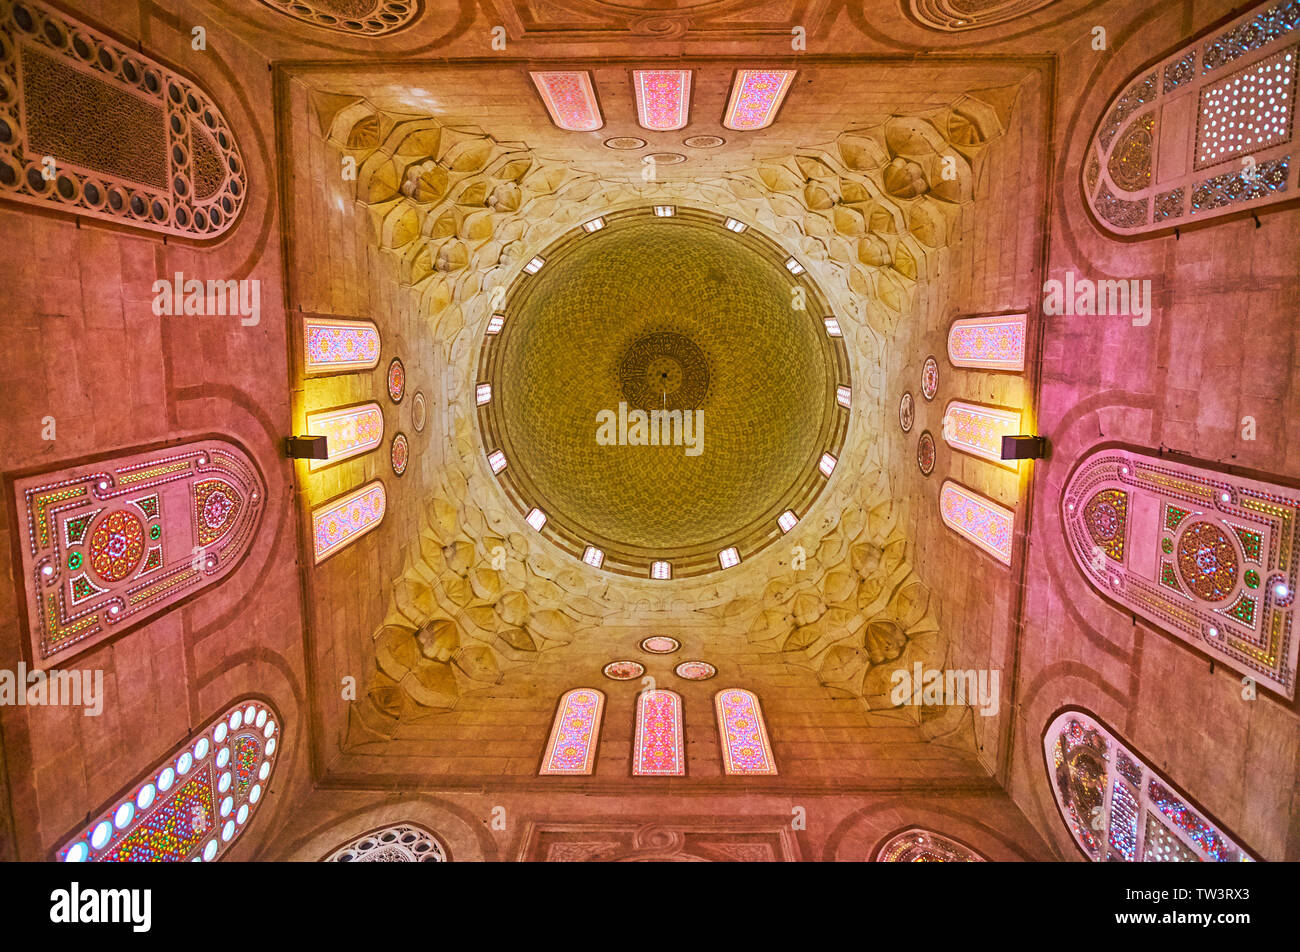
[302,316,381,375]
[322,823,447,862]
[941,401,1022,468]
[1084,0,1299,235]
[304,403,385,471]
[540,688,604,775]
[723,69,796,131]
[947,313,1027,371]
[1063,446,1299,698]
[57,698,280,862]
[876,828,986,861]
[940,481,1015,565]
[633,70,692,132]
[633,689,685,776]
[311,480,387,563]
[530,71,604,132]
[0,0,248,239]
[1045,710,1256,861]
[715,688,777,775]
[13,439,266,668]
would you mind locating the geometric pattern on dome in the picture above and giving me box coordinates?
[1,0,247,238]
[322,824,448,862]
[479,207,849,578]
[1062,446,1299,697]
[1084,0,1300,234]
[13,440,265,667]
[1045,709,1256,861]
[876,828,985,861]
[257,0,421,36]
[57,699,280,862]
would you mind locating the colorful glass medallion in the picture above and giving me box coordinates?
[900,392,915,432]
[674,661,716,681]
[387,357,405,403]
[715,688,776,775]
[639,636,681,654]
[633,690,685,776]
[603,660,645,681]
[56,698,279,862]
[390,433,409,477]
[917,430,936,476]
[540,688,604,775]
[921,356,939,400]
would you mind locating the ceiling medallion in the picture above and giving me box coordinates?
[411,391,427,432]
[645,152,687,165]
[921,356,939,401]
[387,357,406,403]
[604,136,647,150]
[603,660,646,680]
[640,636,681,654]
[900,392,915,432]
[619,332,710,412]
[683,134,725,148]
[917,430,936,476]
[391,433,409,477]
[674,660,716,680]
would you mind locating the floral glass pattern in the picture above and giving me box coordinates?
[540,688,604,775]
[940,481,1014,565]
[530,71,604,132]
[899,392,915,432]
[1045,710,1255,861]
[876,828,985,861]
[13,439,264,667]
[1062,447,1299,697]
[303,317,380,375]
[390,433,409,477]
[603,660,644,680]
[633,689,685,776]
[632,69,692,131]
[387,357,405,403]
[921,356,939,400]
[715,688,776,775]
[304,403,384,471]
[947,313,1027,371]
[942,401,1022,469]
[57,698,280,862]
[917,431,936,476]
[674,661,716,680]
[722,69,796,131]
[323,824,447,862]
[640,635,680,654]
[311,481,387,563]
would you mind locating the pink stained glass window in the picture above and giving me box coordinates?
[632,69,692,132]
[311,480,387,564]
[304,402,385,471]
[946,313,1026,371]
[723,69,796,131]
[715,688,777,775]
[303,316,380,375]
[1045,709,1256,861]
[540,688,605,775]
[941,400,1022,469]
[940,480,1014,565]
[633,689,685,776]
[57,698,280,863]
[530,71,604,132]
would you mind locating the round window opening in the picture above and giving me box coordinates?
[478,208,850,578]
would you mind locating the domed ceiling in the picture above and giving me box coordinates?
[479,208,849,575]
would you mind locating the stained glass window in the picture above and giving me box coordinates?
[13,440,265,667]
[1062,446,1299,697]
[311,480,387,563]
[946,313,1026,371]
[304,403,384,471]
[876,828,985,861]
[323,824,447,862]
[723,69,796,131]
[715,688,777,775]
[58,698,280,862]
[530,71,604,132]
[540,688,605,775]
[632,69,692,131]
[1084,0,1299,235]
[1045,710,1255,861]
[303,317,381,375]
[633,689,685,776]
[940,480,1014,565]
[941,401,1022,468]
